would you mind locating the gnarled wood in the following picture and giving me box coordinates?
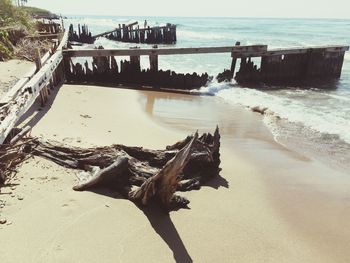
[0,128,221,211]
[73,156,129,191]
[129,133,197,208]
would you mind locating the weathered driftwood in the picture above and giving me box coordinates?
[0,139,33,183]
[0,128,221,211]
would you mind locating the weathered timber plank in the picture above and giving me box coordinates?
[0,31,68,144]
[57,30,69,50]
[0,52,64,143]
[0,31,68,105]
[63,45,268,57]
[232,45,349,58]
[0,51,50,105]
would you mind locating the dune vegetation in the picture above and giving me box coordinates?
[0,0,47,60]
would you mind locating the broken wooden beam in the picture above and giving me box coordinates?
[0,31,68,144]
[63,45,268,57]
[231,45,349,58]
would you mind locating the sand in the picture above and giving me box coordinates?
[0,59,34,99]
[0,84,349,262]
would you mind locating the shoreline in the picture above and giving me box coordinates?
[1,84,349,262]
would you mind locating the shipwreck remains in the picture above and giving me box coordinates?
[36,20,62,34]
[0,24,68,144]
[63,45,267,90]
[231,46,349,85]
[101,23,177,44]
[68,24,94,44]
[65,46,210,90]
[68,22,177,45]
[0,128,221,211]
[63,44,349,89]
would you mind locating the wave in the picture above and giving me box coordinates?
[177,30,229,40]
[345,52,350,61]
[200,82,350,144]
[326,92,350,101]
[66,18,120,28]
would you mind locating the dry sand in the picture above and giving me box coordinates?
[0,84,349,262]
[0,59,33,99]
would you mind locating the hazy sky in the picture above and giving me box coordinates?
[28,0,350,19]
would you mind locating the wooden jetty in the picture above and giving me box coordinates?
[68,22,177,45]
[63,44,349,89]
[63,45,267,89]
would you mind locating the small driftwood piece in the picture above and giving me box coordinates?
[0,128,221,210]
[0,139,33,183]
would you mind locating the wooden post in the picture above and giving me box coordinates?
[35,48,48,106]
[35,48,42,73]
[61,16,64,31]
[130,55,141,72]
[149,54,158,72]
[149,45,158,72]
[230,41,240,78]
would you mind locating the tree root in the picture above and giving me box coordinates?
[0,127,221,211]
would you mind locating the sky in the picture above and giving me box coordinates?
[27,0,350,19]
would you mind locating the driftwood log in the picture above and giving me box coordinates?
[0,128,221,211]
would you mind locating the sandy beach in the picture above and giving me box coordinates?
[0,60,33,99]
[0,84,349,262]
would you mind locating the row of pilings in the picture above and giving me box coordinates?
[106,23,177,44]
[64,49,209,90]
[68,24,95,44]
[68,23,177,45]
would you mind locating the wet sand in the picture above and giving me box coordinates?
[0,84,349,262]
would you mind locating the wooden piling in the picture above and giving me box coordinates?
[34,48,47,106]
[149,53,158,72]
[230,41,241,77]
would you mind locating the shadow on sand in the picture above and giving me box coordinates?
[87,171,228,263]
[90,187,193,263]
[17,83,62,128]
[141,204,193,263]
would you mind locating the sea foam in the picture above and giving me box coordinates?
[201,82,350,145]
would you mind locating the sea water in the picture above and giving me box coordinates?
[65,16,350,171]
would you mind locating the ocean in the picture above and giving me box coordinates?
[65,16,350,171]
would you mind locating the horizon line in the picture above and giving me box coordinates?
[61,14,350,20]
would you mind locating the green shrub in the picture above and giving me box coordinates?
[0,0,33,29]
[0,0,35,60]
